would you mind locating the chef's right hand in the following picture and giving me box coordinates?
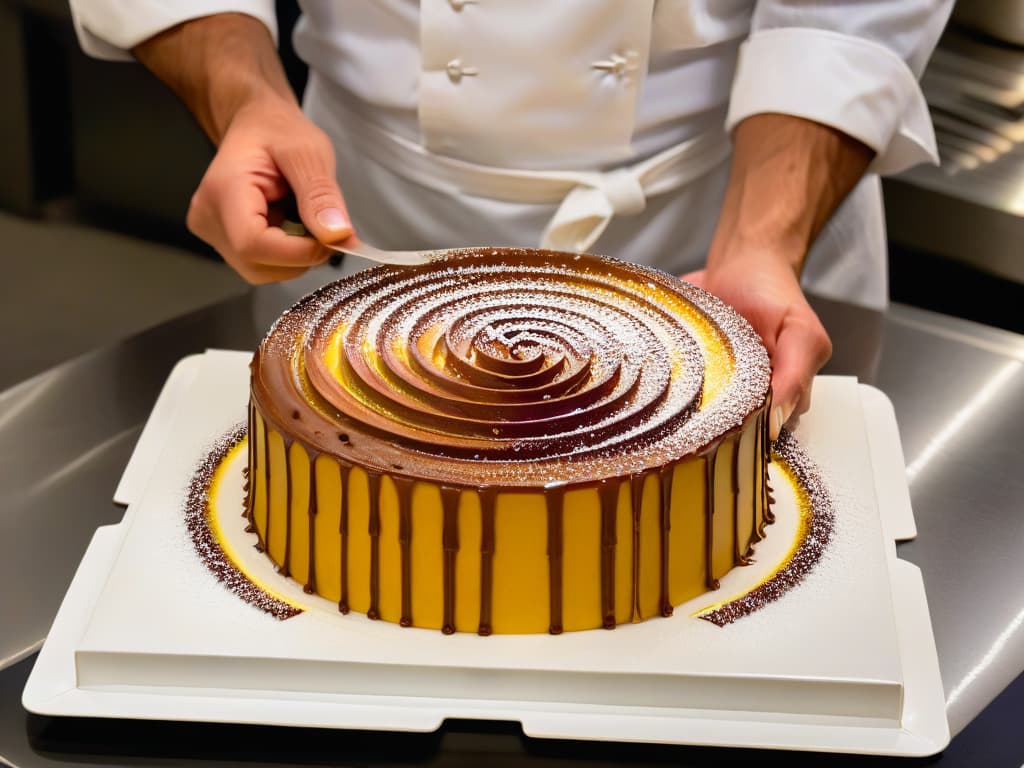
[132,13,352,284]
[691,114,873,440]
[682,252,832,441]
[186,98,353,284]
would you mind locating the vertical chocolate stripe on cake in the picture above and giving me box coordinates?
[658,465,674,617]
[704,446,720,590]
[598,480,619,629]
[547,487,566,635]
[280,439,294,578]
[440,486,460,635]
[761,397,770,536]
[304,452,319,594]
[732,437,750,566]
[257,420,269,554]
[478,488,497,636]
[367,472,382,621]
[629,472,646,622]
[338,463,351,614]
[753,409,766,542]
[395,476,415,627]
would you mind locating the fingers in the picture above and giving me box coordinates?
[767,310,832,440]
[274,134,353,245]
[241,228,333,283]
[189,166,332,284]
[184,103,355,284]
[687,249,832,442]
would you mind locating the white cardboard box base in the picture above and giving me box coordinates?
[23,351,949,756]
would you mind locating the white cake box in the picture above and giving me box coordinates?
[22,350,948,756]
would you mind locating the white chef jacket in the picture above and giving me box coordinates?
[70,0,952,309]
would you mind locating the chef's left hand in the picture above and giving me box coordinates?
[681,251,831,441]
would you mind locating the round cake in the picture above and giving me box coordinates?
[244,248,772,634]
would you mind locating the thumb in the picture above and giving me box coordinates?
[276,144,353,244]
[768,316,832,440]
[679,268,706,288]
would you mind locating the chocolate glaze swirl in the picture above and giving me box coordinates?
[252,249,770,488]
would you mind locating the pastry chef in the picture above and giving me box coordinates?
[69,0,953,439]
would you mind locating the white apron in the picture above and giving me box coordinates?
[69,0,946,311]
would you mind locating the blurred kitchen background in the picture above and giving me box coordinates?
[2,0,1022,390]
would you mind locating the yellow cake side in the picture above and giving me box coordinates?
[247,402,769,634]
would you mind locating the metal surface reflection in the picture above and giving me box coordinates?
[905,359,1023,482]
[876,305,1024,737]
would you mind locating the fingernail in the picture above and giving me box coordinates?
[769,405,784,441]
[316,207,349,233]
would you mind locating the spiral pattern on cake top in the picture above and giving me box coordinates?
[253,249,770,487]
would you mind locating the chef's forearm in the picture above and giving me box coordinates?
[131,13,297,145]
[708,113,875,274]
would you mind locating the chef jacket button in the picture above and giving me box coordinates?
[449,0,477,10]
[592,51,638,79]
[446,59,479,82]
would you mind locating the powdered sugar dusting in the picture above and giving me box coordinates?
[184,424,301,620]
[699,429,836,626]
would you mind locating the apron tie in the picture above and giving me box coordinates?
[542,168,647,252]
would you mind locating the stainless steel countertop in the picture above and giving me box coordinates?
[2,287,1023,766]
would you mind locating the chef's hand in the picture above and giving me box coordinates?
[682,253,831,441]
[687,114,874,439]
[186,98,352,284]
[132,13,352,284]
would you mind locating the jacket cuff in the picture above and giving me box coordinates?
[70,1,278,62]
[725,27,939,176]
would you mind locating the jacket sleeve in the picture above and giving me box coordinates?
[725,1,955,175]
[68,0,278,61]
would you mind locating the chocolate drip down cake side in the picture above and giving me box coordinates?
[244,248,773,634]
